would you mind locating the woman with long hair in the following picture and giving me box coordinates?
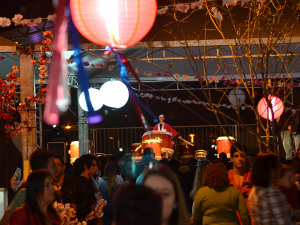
[190,158,210,199]
[98,156,124,225]
[9,169,60,225]
[143,164,189,225]
[193,160,251,225]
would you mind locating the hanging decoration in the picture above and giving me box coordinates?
[228,89,246,107]
[69,15,103,124]
[257,95,284,120]
[79,88,103,111]
[43,0,70,125]
[99,80,129,109]
[69,0,157,48]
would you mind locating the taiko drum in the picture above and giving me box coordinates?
[142,131,174,160]
[216,136,235,155]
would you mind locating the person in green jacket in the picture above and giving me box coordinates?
[193,160,251,225]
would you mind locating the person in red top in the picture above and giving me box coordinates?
[228,142,252,202]
[153,114,181,138]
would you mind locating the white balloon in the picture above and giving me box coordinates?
[228,89,246,107]
[99,80,129,108]
[79,88,103,111]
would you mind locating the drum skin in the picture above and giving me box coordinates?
[142,131,174,159]
[216,136,235,154]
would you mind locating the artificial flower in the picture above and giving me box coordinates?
[155,72,161,77]
[83,61,90,66]
[211,7,223,22]
[47,14,56,21]
[164,72,169,77]
[135,67,140,73]
[109,65,114,71]
[191,0,204,9]
[173,73,180,79]
[12,14,23,25]
[223,0,238,6]
[30,17,42,27]
[157,6,168,15]
[182,75,189,80]
[0,17,11,27]
[0,55,5,61]
[176,4,190,13]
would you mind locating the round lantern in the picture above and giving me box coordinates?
[257,95,284,120]
[228,89,246,107]
[79,88,103,111]
[99,80,129,108]
[70,0,157,48]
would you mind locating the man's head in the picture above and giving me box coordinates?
[54,155,65,178]
[159,114,165,123]
[113,184,162,225]
[29,149,57,180]
[143,147,154,157]
[79,154,98,176]
[230,142,247,169]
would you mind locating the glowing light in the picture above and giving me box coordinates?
[78,88,103,111]
[189,134,195,143]
[257,95,284,120]
[53,125,56,128]
[99,80,129,109]
[65,125,72,129]
[119,148,123,152]
[70,0,157,48]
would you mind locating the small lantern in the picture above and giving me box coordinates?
[70,0,157,48]
[257,95,284,120]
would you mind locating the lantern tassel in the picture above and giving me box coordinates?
[109,46,158,129]
[69,14,102,124]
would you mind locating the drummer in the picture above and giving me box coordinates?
[153,114,182,140]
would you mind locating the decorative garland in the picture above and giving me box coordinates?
[136,92,252,110]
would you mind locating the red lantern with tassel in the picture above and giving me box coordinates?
[69,0,157,48]
[257,95,284,120]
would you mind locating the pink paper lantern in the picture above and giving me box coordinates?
[70,0,157,49]
[257,95,284,120]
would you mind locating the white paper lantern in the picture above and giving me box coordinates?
[99,80,129,108]
[79,88,103,111]
[228,89,246,107]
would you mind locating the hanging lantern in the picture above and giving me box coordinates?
[228,89,246,107]
[99,80,129,108]
[70,0,157,48]
[257,95,284,120]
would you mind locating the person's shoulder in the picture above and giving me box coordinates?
[10,203,28,218]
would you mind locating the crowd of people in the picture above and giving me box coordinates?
[2,141,300,225]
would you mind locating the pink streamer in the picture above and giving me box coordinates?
[43,0,70,125]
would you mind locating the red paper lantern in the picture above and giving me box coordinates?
[70,0,157,48]
[257,95,284,120]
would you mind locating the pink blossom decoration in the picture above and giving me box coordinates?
[157,6,168,15]
[47,14,57,21]
[0,17,11,27]
[209,77,214,83]
[91,64,95,68]
[109,65,114,71]
[200,76,205,82]
[155,72,161,77]
[30,17,42,27]
[176,4,190,13]
[163,72,169,77]
[173,73,180,79]
[0,55,5,61]
[211,7,223,22]
[135,67,140,73]
[195,74,199,79]
[223,80,228,85]
[223,0,238,6]
[221,76,226,80]
[12,14,23,25]
[259,80,264,86]
[191,1,203,9]
[230,77,236,84]
[253,80,259,86]
[83,61,90,66]
[144,72,152,76]
[182,75,189,81]
[215,78,219,83]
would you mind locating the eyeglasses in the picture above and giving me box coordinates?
[55,163,63,167]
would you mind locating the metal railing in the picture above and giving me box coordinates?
[89,124,259,155]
